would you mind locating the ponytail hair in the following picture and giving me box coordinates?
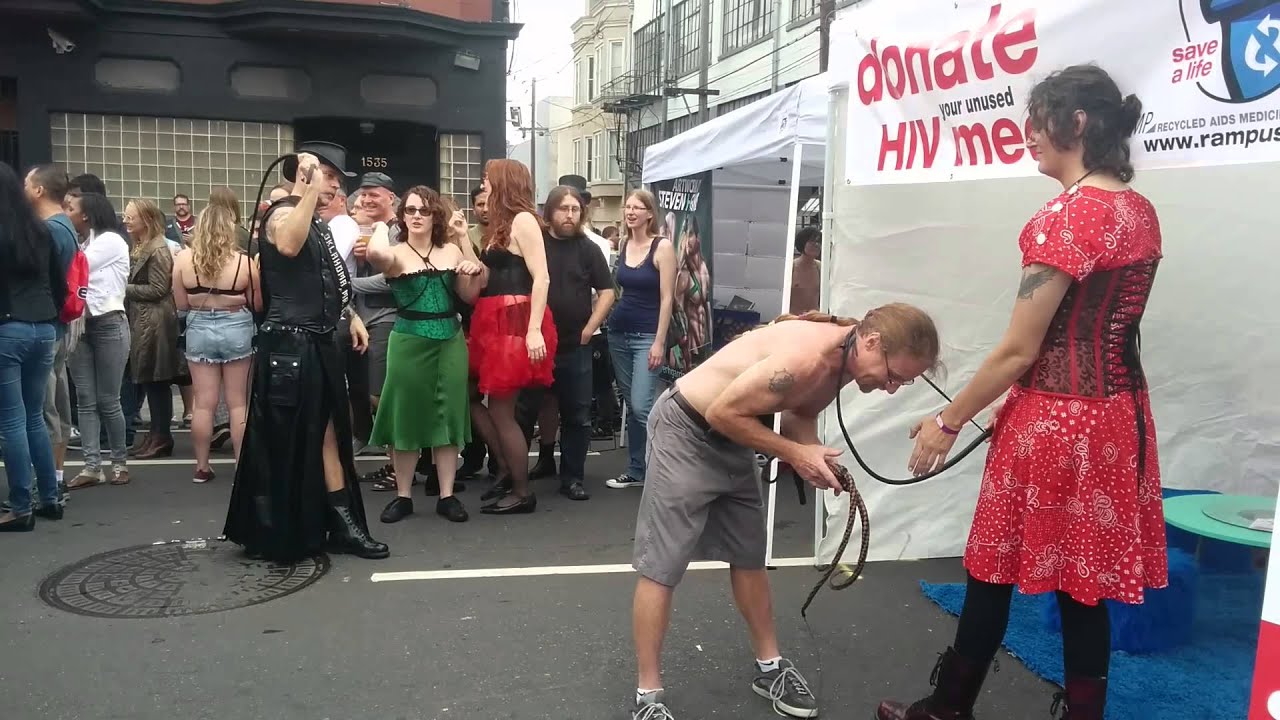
[774,303,942,373]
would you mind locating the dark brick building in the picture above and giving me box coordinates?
[0,0,518,216]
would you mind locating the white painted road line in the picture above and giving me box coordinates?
[1,451,601,469]
[370,557,818,583]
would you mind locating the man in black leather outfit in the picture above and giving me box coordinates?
[224,141,389,561]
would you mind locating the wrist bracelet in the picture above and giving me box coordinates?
[935,412,960,436]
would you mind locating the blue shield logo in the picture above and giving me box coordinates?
[1203,0,1280,102]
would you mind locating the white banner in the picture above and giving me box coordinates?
[832,0,1280,185]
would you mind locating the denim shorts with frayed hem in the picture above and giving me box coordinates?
[184,308,255,365]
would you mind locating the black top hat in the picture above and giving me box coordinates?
[558,174,591,202]
[282,140,358,181]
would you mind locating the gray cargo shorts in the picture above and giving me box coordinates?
[632,386,766,587]
[42,333,73,446]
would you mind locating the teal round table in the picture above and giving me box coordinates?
[1164,494,1274,549]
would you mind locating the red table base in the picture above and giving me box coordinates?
[1250,620,1280,719]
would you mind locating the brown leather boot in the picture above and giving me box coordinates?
[136,433,174,459]
[876,647,991,720]
[1050,675,1107,719]
[128,433,154,458]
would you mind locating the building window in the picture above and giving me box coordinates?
[722,0,774,55]
[574,60,584,105]
[585,135,596,182]
[587,55,597,101]
[717,89,773,116]
[439,133,482,221]
[230,65,311,101]
[592,131,605,182]
[790,0,819,21]
[633,17,664,95]
[94,58,180,93]
[671,0,702,80]
[607,130,623,181]
[609,41,626,84]
[360,74,438,107]
[49,112,292,220]
[572,138,583,176]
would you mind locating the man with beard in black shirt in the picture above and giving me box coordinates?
[516,185,615,500]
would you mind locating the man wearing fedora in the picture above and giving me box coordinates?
[224,141,390,562]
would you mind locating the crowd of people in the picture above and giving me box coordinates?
[0,148,684,537]
[0,63,1165,720]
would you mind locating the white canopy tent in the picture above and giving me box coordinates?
[818,0,1280,563]
[641,73,837,565]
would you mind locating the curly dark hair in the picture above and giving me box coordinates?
[1027,64,1143,183]
[396,185,449,248]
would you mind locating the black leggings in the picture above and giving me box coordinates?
[141,382,174,437]
[954,574,1111,678]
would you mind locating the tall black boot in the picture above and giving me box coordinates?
[326,490,390,559]
[530,442,557,479]
[1050,675,1107,720]
[876,647,991,720]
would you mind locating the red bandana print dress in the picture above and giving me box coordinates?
[963,185,1170,606]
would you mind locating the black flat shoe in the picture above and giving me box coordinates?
[480,494,537,515]
[0,513,35,532]
[34,505,64,520]
[436,496,469,523]
[480,474,513,503]
[379,497,413,524]
[559,481,590,501]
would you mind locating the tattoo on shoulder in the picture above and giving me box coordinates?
[1017,268,1056,300]
[265,206,293,245]
[768,369,796,394]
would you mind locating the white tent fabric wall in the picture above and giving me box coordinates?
[710,185,792,321]
[822,151,1280,562]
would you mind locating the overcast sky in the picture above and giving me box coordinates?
[505,0,577,145]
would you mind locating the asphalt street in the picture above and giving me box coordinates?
[0,430,1058,720]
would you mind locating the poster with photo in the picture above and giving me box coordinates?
[652,172,714,374]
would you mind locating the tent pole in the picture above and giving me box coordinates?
[765,142,807,566]
[816,84,848,563]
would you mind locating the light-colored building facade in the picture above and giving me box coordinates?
[509,95,573,206]
[553,0,632,229]
[621,0,863,182]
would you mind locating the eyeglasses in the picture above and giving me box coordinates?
[403,206,429,216]
[882,350,914,387]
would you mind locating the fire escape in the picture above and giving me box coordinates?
[602,1,715,188]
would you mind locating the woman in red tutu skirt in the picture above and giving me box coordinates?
[879,65,1167,720]
[468,158,556,514]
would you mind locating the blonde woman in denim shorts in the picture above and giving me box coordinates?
[171,201,258,483]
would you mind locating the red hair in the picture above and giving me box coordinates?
[483,158,545,249]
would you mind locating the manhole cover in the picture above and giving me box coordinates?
[38,539,328,618]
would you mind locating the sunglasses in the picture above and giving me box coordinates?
[403,206,430,217]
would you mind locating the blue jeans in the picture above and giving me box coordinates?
[0,321,58,515]
[608,331,661,481]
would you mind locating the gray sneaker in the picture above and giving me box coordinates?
[752,659,818,718]
[633,690,676,720]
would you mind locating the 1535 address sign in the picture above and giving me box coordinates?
[361,156,389,169]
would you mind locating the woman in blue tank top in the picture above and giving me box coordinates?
[605,190,675,490]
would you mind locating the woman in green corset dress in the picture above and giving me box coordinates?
[366,186,486,524]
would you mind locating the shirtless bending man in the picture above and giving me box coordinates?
[629,304,942,720]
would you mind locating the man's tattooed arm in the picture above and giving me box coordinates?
[1017,267,1057,300]
[769,369,796,393]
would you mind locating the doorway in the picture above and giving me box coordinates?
[0,77,17,168]
[292,117,438,195]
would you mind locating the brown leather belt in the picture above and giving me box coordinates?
[670,388,711,434]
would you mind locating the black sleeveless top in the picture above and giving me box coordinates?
[257,199,351,334]
[479,247,533,297]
